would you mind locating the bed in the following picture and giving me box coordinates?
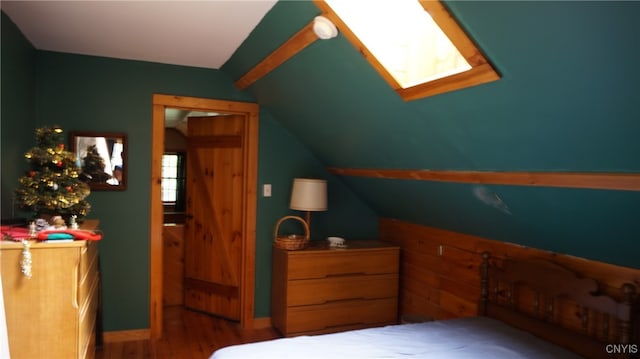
[210,252,638,359]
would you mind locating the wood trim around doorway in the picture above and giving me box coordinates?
[151,94,259,340]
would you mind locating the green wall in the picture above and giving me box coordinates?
[1,13,377,331]
[1,12,36,217]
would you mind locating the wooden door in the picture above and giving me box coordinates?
[184,115,245,320]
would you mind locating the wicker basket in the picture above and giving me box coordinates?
[273,215,310,250]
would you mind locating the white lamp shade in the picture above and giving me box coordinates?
[289,178,327,211]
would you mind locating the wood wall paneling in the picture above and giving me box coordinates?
[379,218,640,343]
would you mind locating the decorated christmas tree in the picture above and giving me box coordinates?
[80,144,112,183]
[14,126,91,219]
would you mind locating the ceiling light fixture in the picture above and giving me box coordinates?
[313,16,338,40]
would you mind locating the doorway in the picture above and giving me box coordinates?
[150,94,259,339]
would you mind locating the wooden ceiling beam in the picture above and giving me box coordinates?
[235,21,319,90]
[327,167,640,192]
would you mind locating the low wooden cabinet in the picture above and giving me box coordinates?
[1,239,100,359]
[271,240,400,337]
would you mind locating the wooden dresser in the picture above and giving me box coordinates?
[271,240,399,337]
[1,235,99,359]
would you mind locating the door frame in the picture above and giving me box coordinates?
[150,94,259,339]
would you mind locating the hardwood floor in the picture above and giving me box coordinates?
[96,306,280,359]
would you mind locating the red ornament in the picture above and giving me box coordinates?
[56,161,63,167]
[58,144,65,150]
[67,186,73,192]
[29,171,36,177]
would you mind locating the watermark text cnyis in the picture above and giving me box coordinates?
[605,344,638,355]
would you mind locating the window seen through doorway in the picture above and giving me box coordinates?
[161,153,186,211]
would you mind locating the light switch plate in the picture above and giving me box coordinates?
[263,184,272,197]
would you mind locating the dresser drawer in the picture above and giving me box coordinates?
[286,297,397,334]
[287,249,398,280]
[79,275,99,359]
[78,250,99,304]
[79,241,98,282]
[288,273,398,306]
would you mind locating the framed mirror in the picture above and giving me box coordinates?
[70,132,127,191]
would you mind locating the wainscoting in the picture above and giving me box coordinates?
[379,218,640,341]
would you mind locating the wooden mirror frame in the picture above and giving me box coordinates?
[69,131,127,191]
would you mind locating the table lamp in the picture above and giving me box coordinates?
[289,178,327,236]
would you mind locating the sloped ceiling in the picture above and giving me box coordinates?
[222,1,640,268]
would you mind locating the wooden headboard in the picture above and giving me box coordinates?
[479,252,637,359]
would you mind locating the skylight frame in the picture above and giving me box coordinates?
[314,0,500,101]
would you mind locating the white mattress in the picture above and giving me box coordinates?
[210,317,584,359]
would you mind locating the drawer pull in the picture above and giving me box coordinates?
[72,264,79,309]
[325,272,366,277]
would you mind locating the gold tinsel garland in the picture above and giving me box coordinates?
[14,126,91,218]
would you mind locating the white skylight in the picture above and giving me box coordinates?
[325,0,471,89]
